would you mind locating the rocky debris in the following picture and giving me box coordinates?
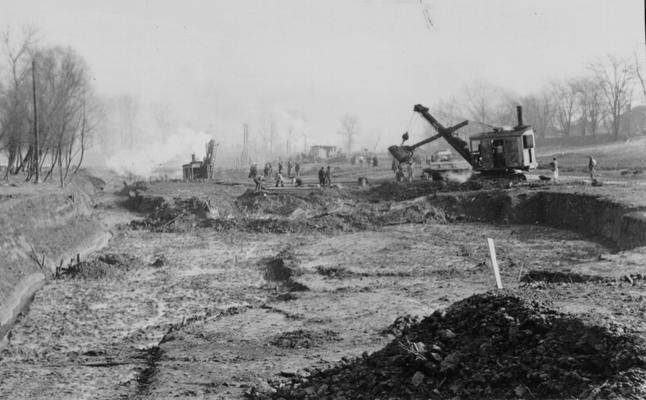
[269,329,341,349]
[381,314,421,337]
[58,253,144,280]
[252,292,646,400]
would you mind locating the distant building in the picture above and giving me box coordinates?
[309,145,341,160]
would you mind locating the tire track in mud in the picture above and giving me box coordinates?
[130,303,254,398]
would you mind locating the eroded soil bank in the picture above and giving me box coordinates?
[0,173,109,343]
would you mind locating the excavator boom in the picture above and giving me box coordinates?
[389,105,474,167]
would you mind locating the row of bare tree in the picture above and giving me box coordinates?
[0,27,96,185]
[435,55,643,139]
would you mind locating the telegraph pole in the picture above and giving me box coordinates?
[32,58,39,183]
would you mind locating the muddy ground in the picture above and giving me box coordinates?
[1,167,646,399]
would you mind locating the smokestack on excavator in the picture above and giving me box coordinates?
[516,105,524,129]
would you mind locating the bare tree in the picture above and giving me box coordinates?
[591,56,635,138]
[634,53,646,104]
[338,113,358,154]
[0,26,37,177]
[521,89,554,137]
[551,80,578,137]
[573,77,603,136]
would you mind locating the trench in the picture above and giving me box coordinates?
[430,189,646,251]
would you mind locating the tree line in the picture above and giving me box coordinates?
[434,55,643,140]
[0,27,96,185]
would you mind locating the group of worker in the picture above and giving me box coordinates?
[249,159,301,191]
[318,166,333,187]
[549,155,598,184]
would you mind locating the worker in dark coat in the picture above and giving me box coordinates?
[318,167,326,186]
[294,161,301,177]
[287,160,293,177]
[278,160,283,174]
[248,163,257,178]
[325,166,332,187]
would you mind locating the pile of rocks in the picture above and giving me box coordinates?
[254,292,646,399]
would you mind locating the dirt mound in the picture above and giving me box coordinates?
[364,180,510,202]
[269,329,341,349]
[58,253,143,280]
[130,196,212,232]
[236,189,353,216]
[256,292,646,400]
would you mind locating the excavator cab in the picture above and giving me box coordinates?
[469,128,537,172]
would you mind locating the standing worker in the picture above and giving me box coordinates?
[294,161,300,177]
[407,162,414,183]
[588,155,597,182]
[550,157,559,183]
[287,159,293,178]
[278,159,283,175]
[248,163,258,179]
[325,166,332,187]
[318,167,326,187]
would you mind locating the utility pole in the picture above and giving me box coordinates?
[32,58,39,183]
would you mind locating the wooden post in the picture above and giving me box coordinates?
[487,238,503,289]
[32,58,39,183]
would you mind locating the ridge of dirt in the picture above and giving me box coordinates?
[57,253,145,280]
[252,292,646,400]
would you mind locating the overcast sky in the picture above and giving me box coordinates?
[1,0,643,161]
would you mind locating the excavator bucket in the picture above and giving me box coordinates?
[388,145,414,164]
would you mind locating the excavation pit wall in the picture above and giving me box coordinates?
[432,189,646,251]
[0,177,109,343]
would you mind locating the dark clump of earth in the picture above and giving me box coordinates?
[263,248,309,292]
[58,253,143,280]
[269,329,341,349]
[251,292,646,400]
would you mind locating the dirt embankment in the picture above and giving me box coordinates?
[0,173,109,342]
[125,181,646,251]
[432,188,646,250]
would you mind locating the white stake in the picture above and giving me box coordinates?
[487,238,503,289]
